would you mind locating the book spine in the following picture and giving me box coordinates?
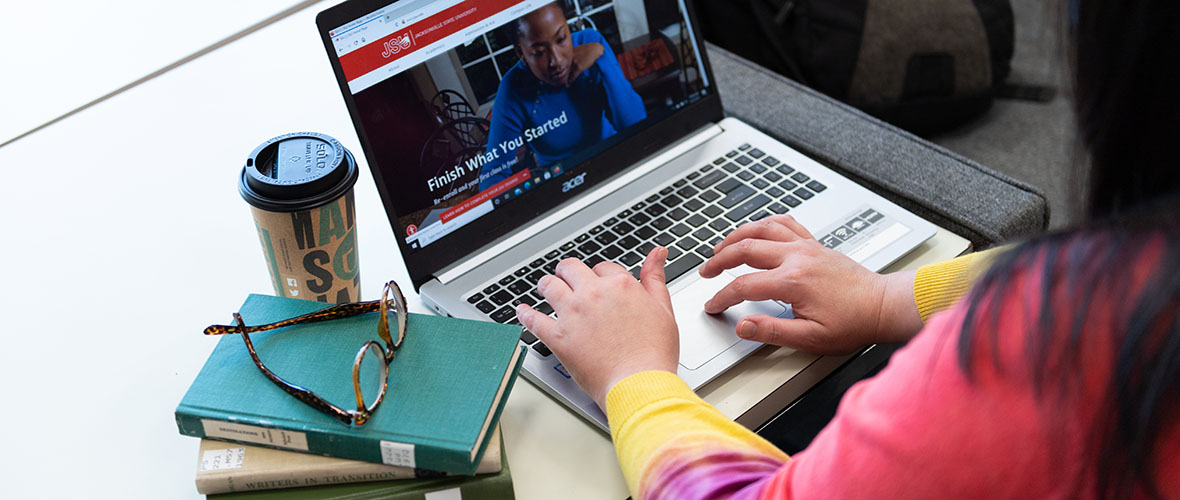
[196,463,423,495]
[175,410,476,475]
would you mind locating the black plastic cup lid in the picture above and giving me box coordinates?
[239,132,359,212]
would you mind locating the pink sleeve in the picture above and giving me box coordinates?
[771,305,1070,499]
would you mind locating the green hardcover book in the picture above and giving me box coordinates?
[176,294,525,475]
[208,434,514,500]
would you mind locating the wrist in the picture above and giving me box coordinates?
[876,270,923,343]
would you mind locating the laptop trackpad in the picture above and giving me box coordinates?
[672,272,788,370]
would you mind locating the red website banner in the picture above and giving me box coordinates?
[440,169,531,224]
[340,0,520,82]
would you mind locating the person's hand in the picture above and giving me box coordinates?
[515,248,679,409]
[698,215,922,354]
[566,42,604,86]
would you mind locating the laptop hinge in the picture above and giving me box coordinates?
[435,123,725,285]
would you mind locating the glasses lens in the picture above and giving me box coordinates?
[354,342,388,413]
[380,281,407,349]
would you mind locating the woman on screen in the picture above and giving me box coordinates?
[477,2,646,191]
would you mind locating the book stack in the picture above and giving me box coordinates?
[176,294,526,498]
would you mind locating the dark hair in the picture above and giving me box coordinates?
[957,0,1180,498]
[510,1,565,47]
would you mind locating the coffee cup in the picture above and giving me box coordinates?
[239,132,361,303]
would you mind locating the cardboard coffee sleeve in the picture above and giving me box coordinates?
[239,132,361,303]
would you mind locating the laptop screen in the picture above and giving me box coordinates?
[320,0,716,281]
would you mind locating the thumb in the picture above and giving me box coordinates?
[735,314,820,349]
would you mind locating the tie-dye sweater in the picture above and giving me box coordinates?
[604,248,1180,499]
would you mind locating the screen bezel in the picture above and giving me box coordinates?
[316,0,723,290]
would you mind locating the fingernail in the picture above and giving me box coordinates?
[514,304,528,321]
[738,320,756,339]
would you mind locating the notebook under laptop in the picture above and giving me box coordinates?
[316,0,936,431]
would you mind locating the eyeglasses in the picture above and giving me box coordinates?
[203,280,407,426]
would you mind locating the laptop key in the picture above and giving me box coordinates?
[687,171,701,180]
[560,241,576,251]
[726,150,739,158]
[659,187,674,196]
[794,188,814,200]
[603,217,618,226]
[491,305,516,323]
[654,233,675,246]
[590,225,606,235]
[662,194,684,207]
[766,186,785,198]
[535,302,554,316]
[782,194,802,207]
[675,237,698,251]
[543,261,558,273]
[511,295,536,307]
[595,232,618,245]
[718,185,756,208]
[699,190,721,202]
[752,210,772,221]
[533,342,552,357]
[467,292,484,304]
[664,254,704,283]
[483,284,500,295]
[529,258,545,268]
[709,218,729,232]
[712,157,727,165]
[725,194,771,222]
[631,201,646,211]
[791,172,810,183]
[695,244,715,258]
[807,180,827,192]
[735,156,753,166]
[600,245,623,260]
[526,270,546,284]
[619,252,643,266]
[738,143,751,151]
[578,241,601,254]
[635,225,656,239]
[618,209,632,218]
[715,177,741,193]
[673,179,687,188]
[644,204,666,217]
[498,276,515,286]
[515,266,530,277]
[764,171,782,182]
[612,221,635,235]
[476,300,497,314]
[670,223,691,237]
[638,241,656,256]
[751,163,767,174]
[520,329,539,345]
[666,246,682,261]
[685,213,708,227]
[677,186,699,199]
[584,254,606,268]
[737,171,755,181]
[617,235,641,249]
[692,227,713,241]
[683,198,705,212]
[508,281,531,296]
[667,208,689,221]
[629,266,642,279]
[763,156,781,167]
[722,163,740,173]
[769,202,789,214]
[651,217,673,230]
[748,148,765,158]
[629,212,651,226]
[776,164,794,175]
[753,178,770,189]
[692,170,725,189]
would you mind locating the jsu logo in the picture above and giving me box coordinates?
[562,173,586,193]
[381,34,413,58]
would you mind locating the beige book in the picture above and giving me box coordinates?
[195,426,502,495]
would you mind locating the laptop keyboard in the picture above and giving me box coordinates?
[464,143,825,357]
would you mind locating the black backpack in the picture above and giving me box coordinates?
[692,0,1016,135]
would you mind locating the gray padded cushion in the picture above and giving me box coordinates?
[707,43,1049,248]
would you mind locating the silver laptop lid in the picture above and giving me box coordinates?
[316,0,722,290]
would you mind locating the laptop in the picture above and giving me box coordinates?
[316,0,936,431]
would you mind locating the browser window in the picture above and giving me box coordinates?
[328,0,709,252]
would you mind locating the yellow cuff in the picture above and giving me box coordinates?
[605,370,695,434]
[913,246,1007,321]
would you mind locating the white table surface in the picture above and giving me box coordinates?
[0,3,969,498]
[0,0,313,145]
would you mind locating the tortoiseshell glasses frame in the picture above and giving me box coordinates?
[203,280,408,426]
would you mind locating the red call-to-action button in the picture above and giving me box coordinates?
[440,169,530,224]
[340,0,519,82]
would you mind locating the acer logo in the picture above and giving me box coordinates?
[562,173,586,193]
[381,34,413,58]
